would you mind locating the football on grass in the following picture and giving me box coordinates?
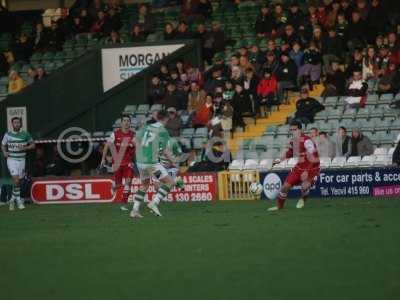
[249,182,263,195]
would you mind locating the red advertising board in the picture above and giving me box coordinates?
[31,173,218,204]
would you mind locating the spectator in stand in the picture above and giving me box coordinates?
[317,132,336,158]
[12,33,33,63]
[181,0,199,23]
[36,66,47,81]
[105,30,123,44]
[148,75,165,105]
[163,22,176,40]
[243,67,259,104]
[350,128,374,157]
[48,21,65,51]
[187,81,206,115]
[88,0,105,20]
[362,46,378,81]
[26,67,38,85]
[347,10,366,51]
[232,83,251,129]
[288,1,305,31]
[378,62,400,95]
[322,27,343,73]
[222,80,235,102]
[132,3,155,38]
[257,68,278,116]
[276,52,298,103]
[221,101,233,138]
[322,59,346,97]
[204,68,223,94]
[175,21,193,40]
[335,12,348,43]
[193,93,213,127]
[340,0,353,21]
[273,3,288,35]
[208,21,227,54]
[346,48,364,78]
[107,7,122,32]
[325,1,341,28]
[79,9,92,32]
[298,41,322,85]
[33,23,49,52]
[230,66,243,86]
[262,51,280,75]
[131,24,146,42]
[289,41,304,69]
[186,64,203,85]
[293,88,325,124]
[375,46,391,77]
[90,10,110,37]
[165,107,181,137]
[335,126,352,157]
[344,69,368,110]
[71,17,86,36]
[57,8,73,38]
[164,81,186,110]
[255,4,276,38]
[387,32,400,53]
[8,70,26,94]
[367,0,387,44]
[197,0,212,20]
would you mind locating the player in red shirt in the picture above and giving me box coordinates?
[101,114,135,206]
[268,120,320,211]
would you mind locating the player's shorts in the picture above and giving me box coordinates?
[285,166,320,187]
[137,163,169,181]
[7,158,25,178]
[152,167,178,183]
[113,164,134,185]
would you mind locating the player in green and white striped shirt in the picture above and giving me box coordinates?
[131,110,177,218]
[1,117,35,211]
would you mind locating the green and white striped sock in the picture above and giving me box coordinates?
[12,186,21,203]
[133,190,146,211]
[154,184,170,205]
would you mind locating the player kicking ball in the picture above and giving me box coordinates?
[268,120,320,211]
[1,117,35,211]
[101,114,135,211]
[131,110,177,218]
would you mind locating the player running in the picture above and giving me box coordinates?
[101,114,135,210]
[268,120,320,211]
[131,110,177,218]
[1,117,35,211]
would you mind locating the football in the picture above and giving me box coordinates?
[249,182,263,195]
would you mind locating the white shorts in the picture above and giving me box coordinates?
[137,163,169,181]
[7,158,25,178]
[152,167,178,183]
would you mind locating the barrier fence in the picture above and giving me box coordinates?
[218,171,260,201]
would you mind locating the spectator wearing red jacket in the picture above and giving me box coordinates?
[257,69,278,116]
[193,94,213,127]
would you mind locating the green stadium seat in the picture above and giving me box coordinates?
[123,105,137,114]
[194,127,208,138]
[42,52,55,62]
[150,104,163,112]
[192,137,205,150]
[30,52,42,62]
[136,104,150,115]
[375,118,392,132]
[181,128,195,138]
[0,76,8,85]
[264,125,277,137]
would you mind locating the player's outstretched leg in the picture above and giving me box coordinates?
[268,183,291,212]
[297,181,311,209]
[130,189,145,219]
[147,184,171,217]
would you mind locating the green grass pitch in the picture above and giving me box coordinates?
[1,198,400,300]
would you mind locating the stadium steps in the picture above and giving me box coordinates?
[228,93,298,153]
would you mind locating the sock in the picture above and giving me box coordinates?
[12,185,21,203]
[277,192,288,209]
[133,190,146,211]
[122,185,130,204]
[153,184,170,205]
[301,188,310,202]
